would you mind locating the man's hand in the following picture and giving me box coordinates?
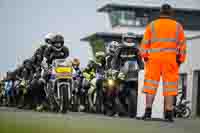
[176,55,182,67]
[143,57,149,62]
[177,60,181,67]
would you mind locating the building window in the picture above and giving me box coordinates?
[109,10,149,27]
[109,10,121,27]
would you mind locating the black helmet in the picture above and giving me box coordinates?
[32,53,43,63]
[51,34,64,51]
[160,4,174,16]
[23,59,33,70]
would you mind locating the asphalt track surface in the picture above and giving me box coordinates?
[0,107,200,133]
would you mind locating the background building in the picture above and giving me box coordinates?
[81,0,200,117]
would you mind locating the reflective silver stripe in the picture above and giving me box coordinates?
[176,23,180,44]
[163,81,178,86]
[144,79,159,85]
[178,40,186,45]
[163,88,177,93]
[151,38,177,43]
[143,85,157,91]
[140,48,148,53]
[179,50,186,55]
[142,39,150,45]
[151,22,156,39]
[148,48,177,53]
[120,54,136,58]
[150,21,179,45]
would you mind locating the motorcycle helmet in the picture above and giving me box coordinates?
[95,51,106,64]
[44,33,56,45]
[72,58,80,67]
[33,53,43,65]
[6,71,12,80]
[106,41,120,55]
[23,59,33,70]
[87,59,95,69]
[122,32,137,47]
[51,34,64,52]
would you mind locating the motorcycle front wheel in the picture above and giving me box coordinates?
[60,85,69,113]
[127,90,137,118]
[182,106,191,118]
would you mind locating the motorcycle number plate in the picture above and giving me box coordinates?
[55,67,72,73]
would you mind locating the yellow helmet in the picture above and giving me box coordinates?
[72,58,80,66]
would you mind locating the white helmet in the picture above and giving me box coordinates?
[44,33,56,44]
[122,33,136,47]
[106,41,120,55]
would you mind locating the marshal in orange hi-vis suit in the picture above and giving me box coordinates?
[140,17,186,96]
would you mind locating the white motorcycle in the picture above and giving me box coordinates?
[44,58,73,113]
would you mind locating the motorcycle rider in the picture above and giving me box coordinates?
[72,58,85,111]
[82,59,96,87]
[0,80,4,106]
[72,58,83,94]
[12,65,26,108]
[72,58,82,80]
[43,33,69,66]
[82,59,96,111]
[38,33,70,111]
[4,71,14,106]
[29,51,46,111]
[111,33,144,71]
[94,51,106,113]
[21,58,35,109]
[105,41,120,69]
[110,33,144,117]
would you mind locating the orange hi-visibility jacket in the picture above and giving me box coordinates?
[140,17,186,63]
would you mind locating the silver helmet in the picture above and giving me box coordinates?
[122,32,136,47]
[44,33,56,45]
[106,41,120,55]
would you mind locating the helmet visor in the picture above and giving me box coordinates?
[124,37,134,43]
[53,42,63,48]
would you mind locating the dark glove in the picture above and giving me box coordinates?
[177,60,181,67]
[176,55,182,67]
[143,57,149,62]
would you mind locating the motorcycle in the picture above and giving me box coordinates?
[102,69,123,116]
[44,58,73,113]
[174,91,191,118]
[110,43,143,117]
[15,79,28,108]
[0,82,6,106]
[118,59,140,118]
[86,77,97,113]
[71,73,84,112]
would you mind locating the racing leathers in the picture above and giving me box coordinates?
[72,66,84,95]
[44,45,69,65]
[111,46,144,71]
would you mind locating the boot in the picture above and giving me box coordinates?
[142,107,152,120]
[164,110,174,122]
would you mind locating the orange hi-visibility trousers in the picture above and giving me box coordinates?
[143,58,179,96]
[140,17,186,96]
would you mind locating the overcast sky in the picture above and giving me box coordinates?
[0,0,109,73]
[1,0,200,75]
